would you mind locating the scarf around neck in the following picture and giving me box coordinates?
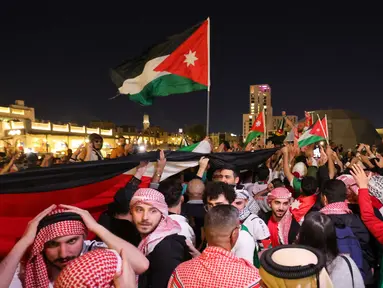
[267,210,293,247]
[130,189,181,256]
[239,206,252,222]
[320,202,351,215]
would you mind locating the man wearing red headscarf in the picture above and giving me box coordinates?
[0,204,149,288]
[259,187,300,247]
[130,188,191,288]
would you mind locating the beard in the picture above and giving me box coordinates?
[135,220,160,235]
[46,254,79,270]
[272,209,287,219]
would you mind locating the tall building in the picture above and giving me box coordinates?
[243,84,273,138]
[242,84,297,141]
[249,84,272,118]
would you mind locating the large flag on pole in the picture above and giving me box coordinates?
[110,19,209,105]
[0,148,277,258]
[245,111,265,145]
[298,117,327,148]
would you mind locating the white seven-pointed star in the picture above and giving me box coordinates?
[255,120,261,127]
[184,50,198,67]
[291,199,301,210]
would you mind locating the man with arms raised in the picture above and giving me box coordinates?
[0,204,148,288]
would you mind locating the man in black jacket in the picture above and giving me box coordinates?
[320,179,375,286]
[97,162,150,247]
[130,188,191,288]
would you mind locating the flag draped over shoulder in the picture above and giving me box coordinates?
[0,148,278,258]
[110,19,209,106]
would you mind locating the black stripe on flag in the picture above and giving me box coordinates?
[0,149,278,194]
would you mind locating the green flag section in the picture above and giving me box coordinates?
[110,19,209,106]
[298,118,327,148]
[297,131,324,148]
[245,131,263,146]
[178,140,211,153]
[245,111,265,145]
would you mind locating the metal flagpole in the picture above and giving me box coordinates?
[325,114,329,140]
[263,110,266,147]
[206,17,211,136]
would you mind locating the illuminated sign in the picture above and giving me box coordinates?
[7,129,23,136]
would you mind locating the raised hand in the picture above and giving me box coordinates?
[350,164,371,189]
[59,204,100,233]
[22,204,57,246]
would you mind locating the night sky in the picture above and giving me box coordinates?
[1,3,382,135]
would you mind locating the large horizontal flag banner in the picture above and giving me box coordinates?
[0,148,277,258]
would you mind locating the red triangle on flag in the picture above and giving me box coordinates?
[154,20,208,86]
[251,112,265,133]
[309,118,327,138]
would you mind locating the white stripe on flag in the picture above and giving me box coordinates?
[125,139,211,181]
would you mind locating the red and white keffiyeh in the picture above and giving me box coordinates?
[267,187,292,204]
[54,249,122,288]
[337,174,359,195]
[24,208,87,288]
[320,201,351,215]
[369,175,383,204]
[267,187,293,246]
[168,246,261,288]
[130,188,181,256]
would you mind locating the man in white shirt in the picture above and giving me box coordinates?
[232,186,271,252]
[0,204,148,288]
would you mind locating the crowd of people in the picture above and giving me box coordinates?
[1,126,383,287]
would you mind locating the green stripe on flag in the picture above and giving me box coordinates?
[245,131,263,145]
[128,74,207,106]
[298,131,324,148]
[178,142,200,152]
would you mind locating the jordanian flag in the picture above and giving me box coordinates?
[178,139,211,153]
[110,19,209,105]
[0,147,277,258]
[245,111,265,145]
[275,117,286,136]
[298,117,327,148]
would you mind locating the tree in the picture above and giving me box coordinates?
[184,124,206,142]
